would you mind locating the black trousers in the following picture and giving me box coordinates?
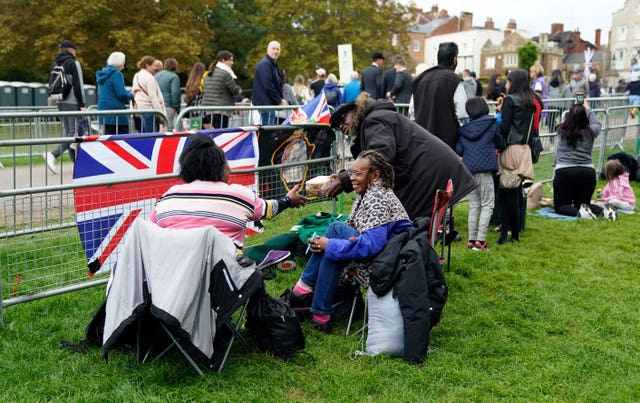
[499,186,522,240]
[553,166,602,217]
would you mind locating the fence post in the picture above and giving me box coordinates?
[596,108,610,175]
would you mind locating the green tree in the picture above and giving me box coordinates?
[245,0,411,84]
[518,42,539,72]
[0,0,215,84]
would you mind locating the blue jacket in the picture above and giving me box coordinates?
[343,79,361,102]
[251,55,283,106]
[96,65,134,126]
[322,81,343,108]
[324,220,412,261]
[456,115,504,174]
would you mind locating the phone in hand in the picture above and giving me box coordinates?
[576,92,585,105]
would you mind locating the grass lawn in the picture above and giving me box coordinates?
[1,146,640,401]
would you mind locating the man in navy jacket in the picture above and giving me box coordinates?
[252,41,287,125]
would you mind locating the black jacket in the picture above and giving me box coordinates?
[412,65,461,149]
[369,217,448,363]
[338,99,477,219]
[54,51,85,107]
[361,64,383,99]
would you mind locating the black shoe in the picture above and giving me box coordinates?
[497,236,508,245]
[312,317,333,334]
[283,288,313,309]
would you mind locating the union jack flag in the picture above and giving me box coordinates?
[283,92,331,125]
[73,128,259,275]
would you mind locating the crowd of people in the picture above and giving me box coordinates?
[43,38,636,345]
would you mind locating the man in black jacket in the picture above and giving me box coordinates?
[44,39,86,174]
[412,42,468,150]
[360,52,385,99]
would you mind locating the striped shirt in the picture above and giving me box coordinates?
[149,180,277,247]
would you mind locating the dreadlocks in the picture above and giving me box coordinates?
[358,150,395,189]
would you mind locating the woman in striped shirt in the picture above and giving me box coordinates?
[150,133,306,248]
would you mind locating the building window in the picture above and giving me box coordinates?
[617,25,627,41]
[485,57,495,69]
[413,40,420,52]
[505,54,518,67]
[613,48,625,70]
[635,24,640,39]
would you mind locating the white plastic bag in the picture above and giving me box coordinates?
[365,287,404,357]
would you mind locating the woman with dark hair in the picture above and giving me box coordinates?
[184,62,206,108]
[150,133,306,248]
[287,150,412,332]
[486,74,502,101]
[202,50,243,129]
[497,69,539,244]
[552,101,603,218]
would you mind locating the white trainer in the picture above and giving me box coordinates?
[578,203,597,219]
[43,152,57,174]
[602,203,618,221]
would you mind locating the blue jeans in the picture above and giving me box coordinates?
[260,110,276,126]
[300,222,359,316]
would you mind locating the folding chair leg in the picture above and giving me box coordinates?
[158,322,204,377]
[345,287,367,336]
[216,300,249,373]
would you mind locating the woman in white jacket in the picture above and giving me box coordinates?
[132,56,165,132]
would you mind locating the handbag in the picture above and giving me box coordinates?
[499,169,523,189]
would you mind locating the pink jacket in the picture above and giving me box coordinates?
[602,172,636,207]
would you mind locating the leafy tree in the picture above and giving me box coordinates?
[518,42,539,72]
[245,0,411,84]
[0,0,214,84]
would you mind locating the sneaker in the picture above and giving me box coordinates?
[467,240,476,249]
[472,240,490,251]
[578,203,597,219]
[43,152,57,174]
[602,203,618,221]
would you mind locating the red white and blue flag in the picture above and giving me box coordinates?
[282,92,331,125]
[73,128,259,274]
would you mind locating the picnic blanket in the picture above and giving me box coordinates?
[535,207,634,220]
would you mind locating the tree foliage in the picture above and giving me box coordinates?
[245,0,411,83]
[518,42,539,72]
[0,0,214,84]
[0,0,411,88]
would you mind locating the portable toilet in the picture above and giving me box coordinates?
[14,82,33,107]
[84,85,97,107]
[31,83,50,106]
[0,81,16,107]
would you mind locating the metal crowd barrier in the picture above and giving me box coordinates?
[0,124,342,327]
[2,102,638,326]
[0,109,168,161]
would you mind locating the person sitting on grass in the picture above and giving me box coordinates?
[286,150,412,333]
[456,97,505,251]
[596,159,636,216]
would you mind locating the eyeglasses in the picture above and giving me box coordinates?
[348,169,370,178]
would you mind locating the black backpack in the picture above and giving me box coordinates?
[245,294,305,360]
[48,61,72,100]
[324,89,338,106]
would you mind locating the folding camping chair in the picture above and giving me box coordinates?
[102,220,263,376]
[428,179,454,272]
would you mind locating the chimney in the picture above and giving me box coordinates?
[431,5,438,15]
[551,23,564,36]
[459,12,473,31]
[595,28,601,49]
[438,9,449,18]
[484,17,494,30]
[506,19,517,31]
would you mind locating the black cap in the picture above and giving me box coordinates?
[59,40,77,49]
[372,52,385,60]
[330,101,357,128]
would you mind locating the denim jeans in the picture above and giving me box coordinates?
[300,222,359,315]
[53,102,80,161]
[260,110,276,126]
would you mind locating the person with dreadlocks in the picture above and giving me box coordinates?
[287,150,412,333]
